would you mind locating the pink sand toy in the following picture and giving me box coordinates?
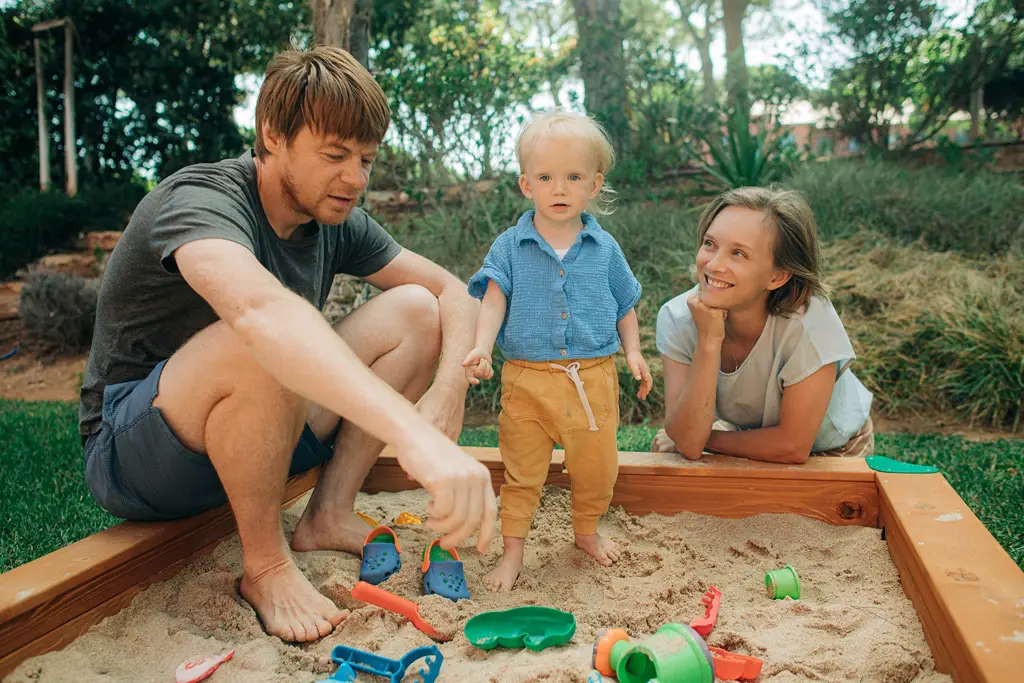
[175,649,234,683]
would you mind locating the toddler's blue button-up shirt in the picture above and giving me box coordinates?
[468,210,642,362]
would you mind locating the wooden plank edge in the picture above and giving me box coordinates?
[0,468,321,667]
[879,473,1024,683]
[0,532,227,679]
[363,461,880,527]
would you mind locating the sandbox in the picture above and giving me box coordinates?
[1,448,1021,682]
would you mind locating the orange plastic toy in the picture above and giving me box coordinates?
[688,586,721,637]
[709,646,763,681]
[351,581,451,642]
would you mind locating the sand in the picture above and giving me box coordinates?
[9,486,951,683]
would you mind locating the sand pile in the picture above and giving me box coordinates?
[9,486,950,683]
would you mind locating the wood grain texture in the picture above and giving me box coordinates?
[879,473,1024,683]
[0,467,320,678]
[362,447,879,526]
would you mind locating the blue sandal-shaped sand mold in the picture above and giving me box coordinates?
[421,539,470,601]
[464,606,576,652]
[359,526,401,585]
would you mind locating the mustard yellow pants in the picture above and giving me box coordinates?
[497,356,619,538]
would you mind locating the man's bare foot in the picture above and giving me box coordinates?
[483,537,525,592]
[575,532,619,567]
[291,508,373,556]
[239,557,348,642]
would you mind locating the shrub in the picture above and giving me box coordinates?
[0,183,145,278]
[19,273,99,355]
[789,159,1024,255]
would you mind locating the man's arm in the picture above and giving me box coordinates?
[174,238,495,551]
[363,248,478,440]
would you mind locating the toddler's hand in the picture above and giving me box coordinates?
[626,350,653,400]
[461,348,494,385]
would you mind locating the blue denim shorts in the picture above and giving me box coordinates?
[84,360,333,521]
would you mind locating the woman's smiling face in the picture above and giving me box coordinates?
[695,206,789,309]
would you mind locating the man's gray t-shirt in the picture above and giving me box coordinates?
[79,151,402,436]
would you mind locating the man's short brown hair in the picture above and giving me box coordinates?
[254,47,391,159]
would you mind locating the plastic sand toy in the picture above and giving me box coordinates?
[865,456,939,474]
[592,624,763,683]
[421,539,470,601]
[350,580,450,641]
[592,623,714,683]
[464,606,576,652]
[359,526,402,585]
[765,565,801,599]
[315,644,443,683]
[688,585,721,637]
[393,511,423,524]
[708,646,764,681]
[175,650,234,683]
[356,511,380,526]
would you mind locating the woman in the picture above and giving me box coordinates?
[653,186,873,463]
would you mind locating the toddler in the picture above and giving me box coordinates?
[463,110,653,591]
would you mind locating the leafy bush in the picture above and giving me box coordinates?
[789,159,1024,255]
[19,273,99,354]
[0,183,144,277]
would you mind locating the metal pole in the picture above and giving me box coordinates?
[35,38,51,192]
[63,21,77,197]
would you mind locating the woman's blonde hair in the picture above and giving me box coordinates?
[697,186,830,315]
[515,109,617,215]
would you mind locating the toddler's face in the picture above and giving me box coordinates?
[695,206,790,310]
[519,137,603,226]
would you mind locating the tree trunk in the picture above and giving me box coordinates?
[678,1,717,105]
[969,85,983,143]
[571,0,628,155]
[721,0,748,111]
[311,0,373,69]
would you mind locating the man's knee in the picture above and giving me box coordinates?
[392,284,441,357]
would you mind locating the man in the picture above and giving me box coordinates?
[79,47,497,643]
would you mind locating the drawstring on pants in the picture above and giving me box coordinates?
[549,361,599,431]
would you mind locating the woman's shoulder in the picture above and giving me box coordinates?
[658,286,699,324]
[773,295,854,356]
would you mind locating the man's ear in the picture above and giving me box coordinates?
[519,174,533,199]
[767,268,792,291]
[262,122,283,155]
[590,172,604,199]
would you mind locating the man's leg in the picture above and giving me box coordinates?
[153,321,345,643]
[292,284,442,554]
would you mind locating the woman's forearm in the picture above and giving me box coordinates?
[664,340,721,459]
[706,427,809,464]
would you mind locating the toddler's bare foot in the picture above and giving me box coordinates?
[483,537,525,591]
[575,532,619,567]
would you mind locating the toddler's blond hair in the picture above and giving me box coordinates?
[515,109,617,215]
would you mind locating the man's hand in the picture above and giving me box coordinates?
[395,428,497,553]
[416,382,467,443]
[626,350,653,400]
[461,347,494,385]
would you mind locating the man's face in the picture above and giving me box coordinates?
[271,125,378,225]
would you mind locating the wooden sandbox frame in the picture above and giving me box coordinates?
[0,448,1021,681]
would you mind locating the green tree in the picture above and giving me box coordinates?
[0,0,306,193]
[375,1,543,182]
[815,0,1020,150]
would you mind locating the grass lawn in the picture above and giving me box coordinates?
[1,399,1021,574]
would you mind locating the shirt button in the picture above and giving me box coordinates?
[560,349,567,356]
[559,269,565,277]
[561,312,568,319]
